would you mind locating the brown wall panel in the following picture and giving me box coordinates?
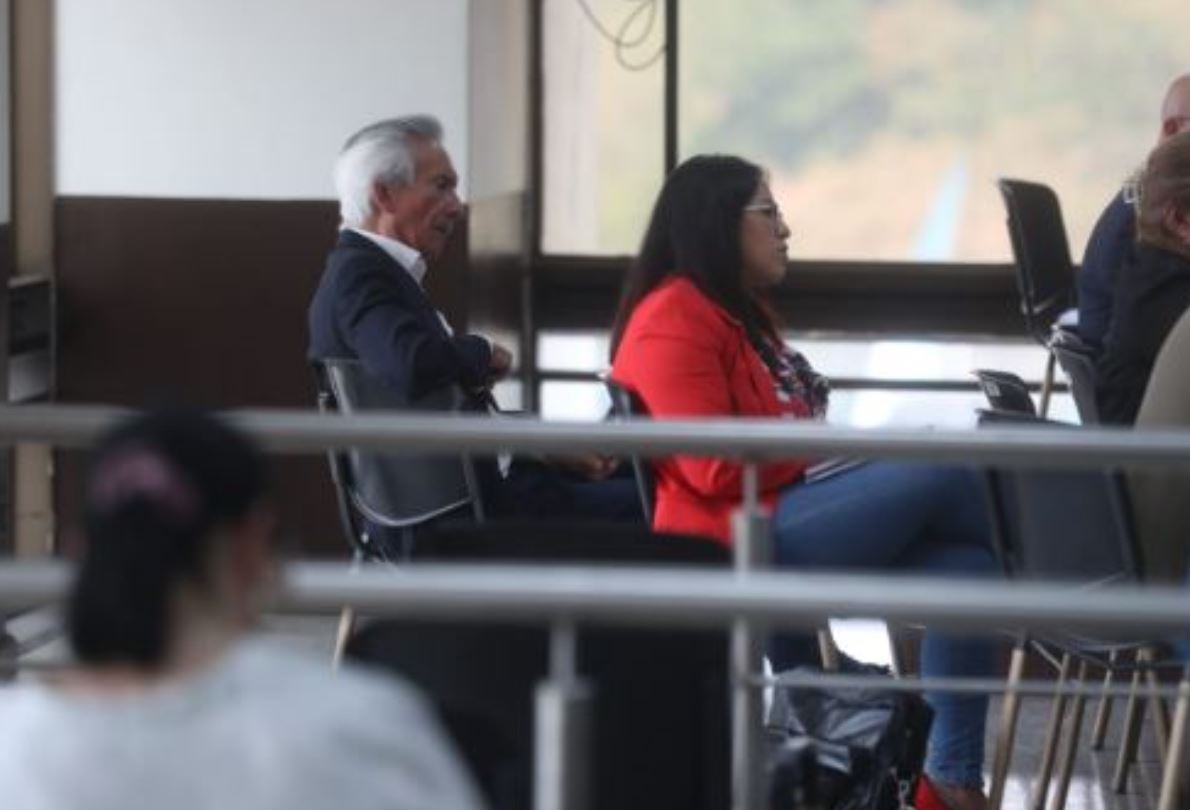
[55,197,343,556]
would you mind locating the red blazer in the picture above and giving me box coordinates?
[610,276,809,544]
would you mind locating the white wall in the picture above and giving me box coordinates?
[55,0,470,199]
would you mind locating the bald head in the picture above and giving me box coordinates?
[1160,73,1190,142]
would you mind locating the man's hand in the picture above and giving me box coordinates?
[547,453,620,481]
[488,343,513,381]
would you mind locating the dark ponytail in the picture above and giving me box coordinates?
[68,408,266,669]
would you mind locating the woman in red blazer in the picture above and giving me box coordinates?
[610,155,995,810]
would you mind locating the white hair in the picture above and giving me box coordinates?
[333,115,444,228]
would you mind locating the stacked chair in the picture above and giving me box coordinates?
[983,461,1187,810]
[996,179,1086,419]
[983,181,1189,808]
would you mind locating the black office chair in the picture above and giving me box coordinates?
[346,522,731,810]
[604,378,655,523]
[312,358,489,664]
[312,357,486,562]
[997,179,1079,417]
[983,462,1187,810]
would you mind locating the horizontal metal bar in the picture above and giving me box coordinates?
[759,671,1188,702]
[1,404,1190,470]
[5,561,1190,639]
[538,370,1067,394]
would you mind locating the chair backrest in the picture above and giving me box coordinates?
[1050,336,1099,424]
[312,358,482,545]
[603,379,655,524]
[997,179,1076,343]
[984,463,1141,586]
[973,369,1036,416]
[312,362,370,556]
[346,523,730,810]
[1127,305,1190,581]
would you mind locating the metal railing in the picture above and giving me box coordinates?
[3,404,1190,810]
[2,403,1190,468]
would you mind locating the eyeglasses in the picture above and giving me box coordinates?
[743,202,787,230]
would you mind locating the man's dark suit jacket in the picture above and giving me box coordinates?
[1078,191,1135,351]
[1095,242,1190,425]
[308,229,491,400]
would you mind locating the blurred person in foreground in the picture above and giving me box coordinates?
[0,408,484,810]
[609,155,996,810]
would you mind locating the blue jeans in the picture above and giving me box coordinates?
[769,461,998,788]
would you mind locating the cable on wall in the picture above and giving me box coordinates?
[573,0,665,71]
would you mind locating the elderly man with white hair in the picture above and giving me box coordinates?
[309,116,639,544]
[312,115,510,396]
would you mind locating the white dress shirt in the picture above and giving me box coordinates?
[346,226,467,337]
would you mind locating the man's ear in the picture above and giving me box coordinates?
[1163,117,1180,139]
[1164,204,1190,248]
[370,181,398,216]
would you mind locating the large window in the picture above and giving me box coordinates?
[542,0,666,255]
[543,0,1190,260]
[537,331,1077,425]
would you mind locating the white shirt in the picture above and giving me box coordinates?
[345,226,469,340]
[0,638,485,810]
[346,226,428,287]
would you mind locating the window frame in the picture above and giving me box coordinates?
[526,0,1035,403]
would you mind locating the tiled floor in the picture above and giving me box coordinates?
[992,690,1170,810]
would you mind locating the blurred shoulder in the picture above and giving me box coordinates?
[232,638,429,717]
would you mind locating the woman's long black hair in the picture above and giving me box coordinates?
[609,154,780,359]
[68,408,267,669]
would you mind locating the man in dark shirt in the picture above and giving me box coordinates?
[1079,73,1190,350]
[1095,132,1190,424]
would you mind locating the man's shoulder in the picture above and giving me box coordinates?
[327,230,397,274]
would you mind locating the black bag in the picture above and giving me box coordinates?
[766,666,933,810]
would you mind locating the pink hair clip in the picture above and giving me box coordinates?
[90,447,200,522]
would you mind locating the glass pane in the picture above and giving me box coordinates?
[680,0,1190,262]
[542,0,665,255]
[541,381,612,421]
[789,337,1050,383]
[538,331,1054,384]
[537,331,612,372]
[538,330,1080,424]
[829,390,1077,428]
[540,377,1077,426]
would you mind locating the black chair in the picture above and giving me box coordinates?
[997,179,1079,417]
[312,357,486,562]
[974,368,1037,417]
[1050,331,1099,425]
[603,378,655,523]
[346,522,731,810]
[312,358,490,664]
[983,460,1187,810]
